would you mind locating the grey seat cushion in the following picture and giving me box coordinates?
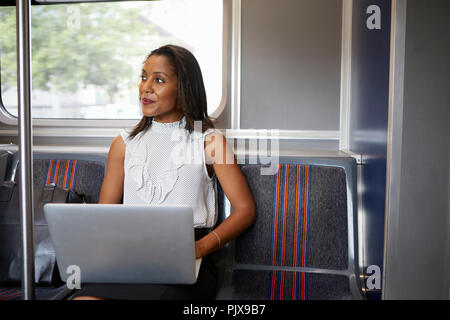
[231,270,352,300]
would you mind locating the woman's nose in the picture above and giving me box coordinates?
[142,81,153,93]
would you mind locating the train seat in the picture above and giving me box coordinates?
[213,157,363,300]
[1,150,363,300]
[0,151,106,300]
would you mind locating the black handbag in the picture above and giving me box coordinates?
[0,152,86,286]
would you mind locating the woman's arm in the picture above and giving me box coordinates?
[98,135,125,204]
[196,132,256,258]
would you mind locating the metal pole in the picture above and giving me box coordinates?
[16,0,35,300]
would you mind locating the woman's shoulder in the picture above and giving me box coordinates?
[203,129,233,164]
[202,127,221,139]
[119,128,146,145]
[202,128,224,148]
[119,129,131,144]
[108,134,126,161]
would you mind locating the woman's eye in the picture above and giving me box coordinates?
[155,78,164,84]
[140,75,147,81]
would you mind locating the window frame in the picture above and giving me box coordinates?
[0,0,228,131]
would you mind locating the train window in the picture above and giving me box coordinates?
[0,0,223,120]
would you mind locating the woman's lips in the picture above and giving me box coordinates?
[142,98,154,105]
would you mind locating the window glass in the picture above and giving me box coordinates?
[0,0,222,119]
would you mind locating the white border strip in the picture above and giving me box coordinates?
[208,0,228,120]
[0,127,339,141]
[225,129,340,140]
[230,0,241,130]
[339,0,353,150]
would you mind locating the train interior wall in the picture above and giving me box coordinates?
[383,0,450,299]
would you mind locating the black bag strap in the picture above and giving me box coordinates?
[41,183,57,202]
[0,152,18,202]
[6,153,19,184]
[0,151,11,182]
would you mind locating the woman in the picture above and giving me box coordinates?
[73,45,255,300]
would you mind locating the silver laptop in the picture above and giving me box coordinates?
[43,203,202,285]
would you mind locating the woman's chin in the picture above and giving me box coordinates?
[141,106,157,117]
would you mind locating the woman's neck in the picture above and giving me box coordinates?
[152,111,183,124]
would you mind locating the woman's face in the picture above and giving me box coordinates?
[139,54,182,123]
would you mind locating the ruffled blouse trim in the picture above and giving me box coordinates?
[126,136,183,204]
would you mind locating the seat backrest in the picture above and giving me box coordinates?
[216,157,362,300]
[236,163,348,270]
[33,153,106,203]
[0,151,107,286]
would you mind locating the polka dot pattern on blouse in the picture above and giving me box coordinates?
[119,116,218,228]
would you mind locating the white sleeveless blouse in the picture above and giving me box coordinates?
[120,116,218,228]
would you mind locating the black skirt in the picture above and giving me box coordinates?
[71,228,218,300]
